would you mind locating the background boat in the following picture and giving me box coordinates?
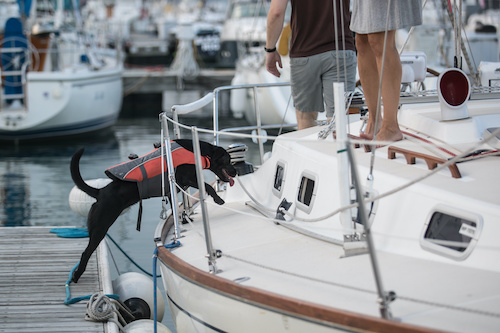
[0,0,123,141]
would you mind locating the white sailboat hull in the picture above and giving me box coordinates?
[159,262,354,333]
[0,67,122,140]
[156,84,500,332]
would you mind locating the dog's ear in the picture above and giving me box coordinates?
[174,139,194,152]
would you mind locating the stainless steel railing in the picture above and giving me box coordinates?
[160,81,297,272]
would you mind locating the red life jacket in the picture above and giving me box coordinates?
[105,141,210,199]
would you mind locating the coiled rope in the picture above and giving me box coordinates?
[85,292,133,331]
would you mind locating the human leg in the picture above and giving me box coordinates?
[366,30,403,142]
[355,33,381,138]
[295,110,318,130]
[290,54,323,130]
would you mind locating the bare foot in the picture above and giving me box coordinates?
[376,128,403,143]
[359,132,373,140]
[362,121,381,139]
[359,128,402,150]
[359,132,374,152]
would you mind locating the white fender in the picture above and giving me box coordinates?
[124,319,171,333]
[112,272,165,322]
[69,178,111,217]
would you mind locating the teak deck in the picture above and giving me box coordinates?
[0,227,116,333]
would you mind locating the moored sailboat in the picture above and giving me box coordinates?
[0,0,123,141]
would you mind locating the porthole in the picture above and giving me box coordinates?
[296,171,317,213]
[420,205,482,260]
[272,161,286,197]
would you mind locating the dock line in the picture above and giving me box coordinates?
[64,262,119,305]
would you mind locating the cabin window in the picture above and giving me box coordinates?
[421,205,482,260]
[296,171,317,213]
[272,161,287,197]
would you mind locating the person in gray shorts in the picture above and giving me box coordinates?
[351,0,422,143]
[266,0,356,130]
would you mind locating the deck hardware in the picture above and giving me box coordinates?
[275,198,292,222]
[181,211,193,224]
[388,146,462,178]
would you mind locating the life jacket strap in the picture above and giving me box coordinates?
[136,200,143,231]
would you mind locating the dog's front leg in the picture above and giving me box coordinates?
[204,182,225,205]
[176,166,225,205]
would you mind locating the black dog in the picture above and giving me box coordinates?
[70,139,236,283]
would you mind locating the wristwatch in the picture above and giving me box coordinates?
[264,46,276,53]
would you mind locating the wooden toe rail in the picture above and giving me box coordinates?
[388,146,462,178]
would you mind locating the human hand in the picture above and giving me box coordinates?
[265,51,282,78]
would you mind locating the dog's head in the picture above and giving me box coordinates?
[208,145,237,187]
[174,139,237,186]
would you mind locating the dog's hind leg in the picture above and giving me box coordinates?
[72,202,122,283]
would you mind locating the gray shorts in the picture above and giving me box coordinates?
[290,50,357,117]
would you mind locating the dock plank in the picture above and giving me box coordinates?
[0,227,115,333]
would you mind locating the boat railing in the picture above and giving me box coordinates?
[160,81,300,271]
[169,81,296,164]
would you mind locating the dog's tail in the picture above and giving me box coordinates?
[71,148,100,199]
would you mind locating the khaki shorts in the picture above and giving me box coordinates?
[290,50,356,117]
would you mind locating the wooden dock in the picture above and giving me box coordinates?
[0,227,117,333]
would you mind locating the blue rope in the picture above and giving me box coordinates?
[64,262,119,305]
[164,241,181,249]
[153,241,180,333]
[50,227,89,238]
[153,247,159,333]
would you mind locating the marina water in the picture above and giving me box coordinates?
[0,112,268,331]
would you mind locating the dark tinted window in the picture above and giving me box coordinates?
[424,212,476,252]
[297,177,314,206]
[274,164,284,192]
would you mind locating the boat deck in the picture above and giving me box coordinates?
[0,227,117,333]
